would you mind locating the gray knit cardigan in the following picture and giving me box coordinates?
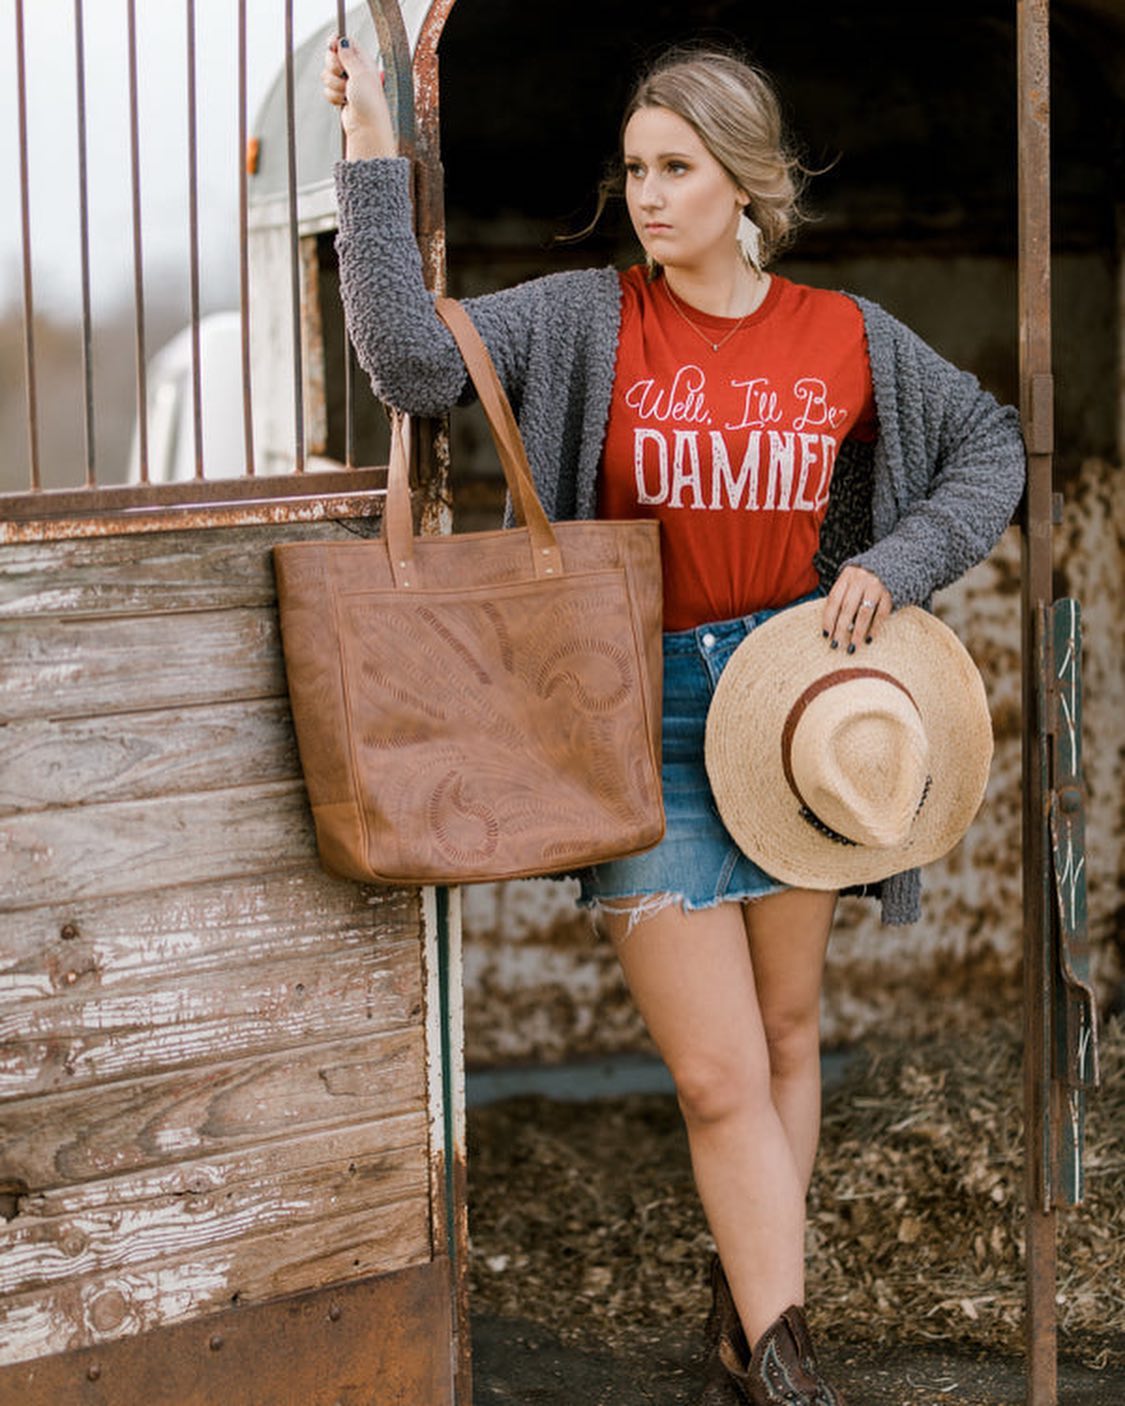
[335,157,1027,925]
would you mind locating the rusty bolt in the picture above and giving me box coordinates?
[328,1303,342,1322]
[60,922,80,941]
[209,1334,224,1351]
[87,1365,101,1382]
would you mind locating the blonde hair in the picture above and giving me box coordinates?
[566,46,808,265]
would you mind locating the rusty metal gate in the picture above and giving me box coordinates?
[0,2,1098,1405]
[1,3,468,1404]
[1016,5,1101,1404]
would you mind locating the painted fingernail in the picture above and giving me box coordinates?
[822,630,829,639]
[830,639,839,650]
[847,642,856,654]
[865,635,873,645]
[340,36,350,48]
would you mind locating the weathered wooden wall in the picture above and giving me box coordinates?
[0,523,450,1387]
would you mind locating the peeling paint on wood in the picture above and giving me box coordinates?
[1,1030,426,1191]
[1,782,317,912]
[0,1196,430,1366]
[0,935,422,1099]
[1,871,418,1007]
[0,609,286,725]
[0,520,446,1374]
[0,700,303,815]
[0,1135,427,1301]
[0,521,362,620]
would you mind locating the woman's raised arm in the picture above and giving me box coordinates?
[322,35,397,160]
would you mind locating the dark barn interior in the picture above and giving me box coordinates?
[433,0,1121,512]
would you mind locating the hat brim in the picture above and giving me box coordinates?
[704,602,993,890]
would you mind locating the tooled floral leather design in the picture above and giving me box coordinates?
[274,520,664,886]
[338,569,660,879]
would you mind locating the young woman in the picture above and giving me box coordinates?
[321,39,1025,1406]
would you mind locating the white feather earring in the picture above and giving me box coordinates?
[737,209,763,274]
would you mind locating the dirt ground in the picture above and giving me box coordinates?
[471,1314,1123,1405]
[467,1021,1124,1404]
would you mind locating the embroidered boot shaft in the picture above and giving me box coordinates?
[695,1254,743,1405]
[717,1302,847,1406]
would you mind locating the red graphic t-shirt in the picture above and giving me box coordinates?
[598,267,877,631]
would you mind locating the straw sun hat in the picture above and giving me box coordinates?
[704,601,993,890]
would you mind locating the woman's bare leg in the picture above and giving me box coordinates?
[744,888,838,1192]
[601,897,804,1346]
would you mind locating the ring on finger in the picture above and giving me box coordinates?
[861,597,876,609]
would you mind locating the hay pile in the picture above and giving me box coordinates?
[467,1018,1124,1367]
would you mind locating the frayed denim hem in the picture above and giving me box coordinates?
[577,884,788,938]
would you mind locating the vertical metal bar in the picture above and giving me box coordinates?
[14,0,40,491]
[1018,1,1058,1403]
[186,0,204,479]
[74,0,96,486]
[126,0,149,484]
[284,0,306,472]
[337,0,356,468]
[409,18,467,1403]
[238,0,256,477]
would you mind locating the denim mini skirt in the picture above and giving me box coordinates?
[576,591,821,929]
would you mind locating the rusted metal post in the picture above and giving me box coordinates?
[284,0,307,472]
[126,0,150,485]
[413,1,456,541]
[364,6,465,1398]
[337,0,357,468]
[186,0,204,479]
[238,0,257,478]
[1018,1,1057,1402]
[73,0,96,488]
[14,0,40,493]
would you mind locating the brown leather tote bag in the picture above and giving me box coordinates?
[273,298,665,885]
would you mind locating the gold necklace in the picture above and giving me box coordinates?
[661,278,763,353]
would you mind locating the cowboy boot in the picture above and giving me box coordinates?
[783,1307,846,1405]
[718,1304,847,1406]
[696,1254,743,1405]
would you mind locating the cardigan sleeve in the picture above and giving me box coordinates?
[334,157,467,415]
[844,305,1027,608]
[334,156,571,417]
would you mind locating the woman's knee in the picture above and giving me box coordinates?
[671,1049,771,1127]
[760,1002,821,1079]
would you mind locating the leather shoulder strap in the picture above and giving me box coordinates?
[434,298,550,543]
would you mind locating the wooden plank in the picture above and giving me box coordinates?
[0,1027,426,1191]
[1,869,418,1009]
[0,520,377,620]
[0,699,302,816]
[0,781,320,913]
[0,932,423,1100]
[0,1196,430,1367]
[0,608,286,724]
[0,1118,428,1300]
